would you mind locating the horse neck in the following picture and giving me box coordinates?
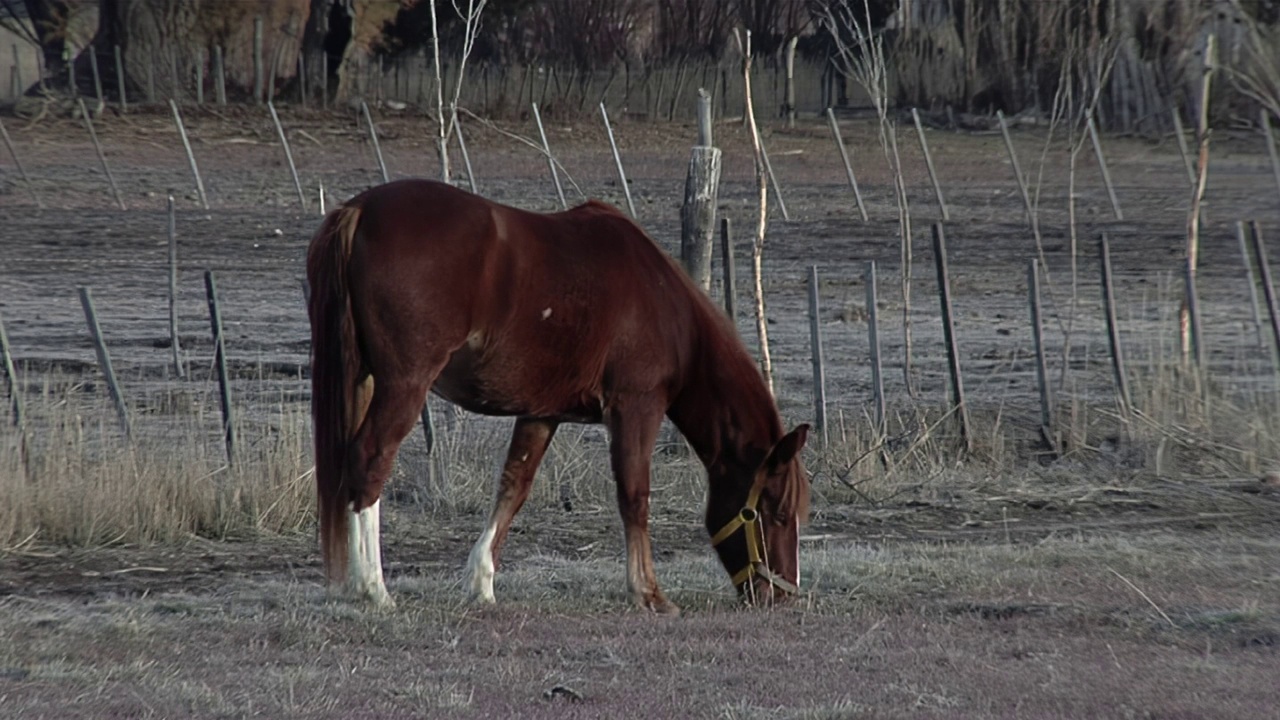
[666,313,783,483]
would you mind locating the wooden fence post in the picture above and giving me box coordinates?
[1098,234,1132,416]
[680,89,722,292]
[807,265,827,444]
[931,224,970,451]
[600,102,636,217]
[825,108,868,222]
[78,287,131,439]
[912,108,950,221]
[204,271,236,465]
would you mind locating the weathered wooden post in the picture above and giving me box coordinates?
[783,36,798,128]
[680,89,722,292]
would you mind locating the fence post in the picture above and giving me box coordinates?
[756,131,789,221]
[931,224,970,451]
[214,46,226,106]
[78,287,131,439]
[825,108,868,222]
[168,197,184,378]
[253,17,264,104]
[912,108,950,221]
[170,99,209,209]
[1236,220,1266,348]
[195,48,204,106]
[1027,259,1057,454]
[0,117,42,207]
[113,44,127,113]
[0,311,27,438]
[600,102,636,217]
[531,102,567,210]
[997,110,1036,232]
[1248,222,1280,372]
[1098,234,1132,416]
[721,217,737,321]
[88,44,104,109]
[78,98,126,211]
[268,101,308,210]
[361,101,390,183]
[204,271,237,465]
[1086,113,1123,221]
[865,261,886,441]
[680,89,722,292]
[807,265,827,445]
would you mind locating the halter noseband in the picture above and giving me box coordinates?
[709,479,799,595]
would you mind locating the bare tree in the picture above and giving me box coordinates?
[736,28,774,394]
[429,0,488,182]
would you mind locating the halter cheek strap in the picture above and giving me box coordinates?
[709,481,799,595]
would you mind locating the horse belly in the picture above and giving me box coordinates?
[431,343,603,422]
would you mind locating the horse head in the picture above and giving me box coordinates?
[708,423,810,604]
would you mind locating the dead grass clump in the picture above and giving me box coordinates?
[0,382,312,549]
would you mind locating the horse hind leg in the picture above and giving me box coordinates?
[466,417,558,603]
[345,373,431,607]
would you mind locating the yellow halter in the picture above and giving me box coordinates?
[709,480,799,595]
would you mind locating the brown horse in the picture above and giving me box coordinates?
[307,179,809,614]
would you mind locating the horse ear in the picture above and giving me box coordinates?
[768,423,810,469]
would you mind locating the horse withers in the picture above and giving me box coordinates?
[307,179,809,613]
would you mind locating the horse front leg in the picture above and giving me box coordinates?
[607,403,679,615]
[466,417,558,603]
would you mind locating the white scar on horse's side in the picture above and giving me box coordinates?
[465,523,499,603]
[345,499,393,607]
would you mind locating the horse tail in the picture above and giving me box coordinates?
[307,203,365,585]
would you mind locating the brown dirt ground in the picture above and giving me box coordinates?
[1,104,1279,718]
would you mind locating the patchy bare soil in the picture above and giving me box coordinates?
[1,105,1280,717]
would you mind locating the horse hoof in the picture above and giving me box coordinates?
[643,596,681,616]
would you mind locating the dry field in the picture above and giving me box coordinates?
[1,103,1279,718]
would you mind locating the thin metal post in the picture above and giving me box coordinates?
[756,131,789,221]
[1027,259,1056,453]
[1087,113,1123,221]
[807,265,827,444]
[214,46,226,106]
[0,117,41,207]
[1237,220,1265,348]
[931,224,970,450]
[267,101,307,210]
[1098,234,1132,415]
[1249,222,1280,368]
[826,107,867,221]
[997,110,1035,229]
[1172,107,1196,190]
[167,197,184,378]
[600,102,636,217]
[865,261,886,439]
[721,217,736,321]
[88,44,103,108]
[113,44,127,112]
[912,108,949,221]
[532,102,567,209]
[78,98,126,210]
[361,101,390,183]
[452,111,476,193]
[78,287,131,439]
[169,99,209,209]
[205,271,237,464]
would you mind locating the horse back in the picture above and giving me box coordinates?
[344,180,706,421]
